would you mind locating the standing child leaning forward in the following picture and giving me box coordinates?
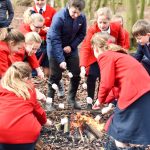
[91,32,150,150]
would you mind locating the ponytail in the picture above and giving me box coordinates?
[91,32,127,54]
[1,62,32,100]
[0,27,25,44]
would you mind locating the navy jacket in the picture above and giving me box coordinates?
[47,7,86,64]
[134,43,150,65]
[0,0,14,28]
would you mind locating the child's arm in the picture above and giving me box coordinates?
[6,0,14,26]
[133,44,144,62]
[31,89,47,125]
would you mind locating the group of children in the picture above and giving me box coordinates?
[0,0,150,149]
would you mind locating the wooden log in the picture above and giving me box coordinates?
[84,128,97,142]
[85,123,104,138]
[64,117,70,134]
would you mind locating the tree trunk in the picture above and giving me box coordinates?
[61,0,68,8]
[125,0,138,35]
[100,0,108,7]
[124,0,138,47]
[146,0,150,5]
[85,0,92,20]
[139,0,145,19]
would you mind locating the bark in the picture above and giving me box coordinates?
[139,0,145,19]
[125,0,138,35]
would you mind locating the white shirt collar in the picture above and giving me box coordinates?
[101,26,111,34]
[35,4,46,13]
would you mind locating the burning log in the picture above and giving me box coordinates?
[70,113,105,140]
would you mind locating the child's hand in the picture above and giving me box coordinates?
[92,99,101,110]
[35,88,46,102]
[42,26,49,32]
[44,119,53,127]
[59,62,66,70]
[36,67,44,78]
[63,46,71,53]
[80,66,86,78]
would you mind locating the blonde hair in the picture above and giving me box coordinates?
[1,62,32,100]
[25,32,42,43]
[91,32,127,54]
[132,19,150,37]
[0,28,25,44]
[23,8,44,24]
[95,7,112,21]
[112,15,123,25]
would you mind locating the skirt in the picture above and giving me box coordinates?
[108,91,150,145]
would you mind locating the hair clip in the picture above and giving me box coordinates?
[7,27,13,33]
[30,10,36,15]
[12,64,18,70]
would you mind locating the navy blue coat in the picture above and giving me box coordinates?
[134,44,150,65]
[0,0,14,28]
[46,7,86,64]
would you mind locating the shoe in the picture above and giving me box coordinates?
[68,99,81,110]
[86,97,93,110]
[57,80,65,98]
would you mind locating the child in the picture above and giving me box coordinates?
[0,28,25,78]
[91,32,150,149]
[32,0,56,41]
[0,62,52,150]
[32,0,56,76]
[0,0,14,28]
[46,0,86,109]
[20,9,45,35]
[13,31,44,78]
[112,14,130,49]
[80,7,125,108]
[132,19,150,75]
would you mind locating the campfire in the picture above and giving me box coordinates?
[35,110,112,150]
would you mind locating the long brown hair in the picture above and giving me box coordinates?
[1,62,33,100]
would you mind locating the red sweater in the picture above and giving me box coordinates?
[0,41,39,78]
[33,5,56,40]
[0,41,12,77]
[12,49,39,69]
[80,22,125,67]
[19,23,32,35]
[123,28,130,49]
[0,85,47,144]
[97,51,150,110]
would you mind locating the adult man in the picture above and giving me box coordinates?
[47,0,86,109]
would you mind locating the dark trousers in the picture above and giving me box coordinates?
[0,143,35,150]
[87,62,100,99]
[36,42,49,67]
[141,60,150,75]
[48,55,80,98]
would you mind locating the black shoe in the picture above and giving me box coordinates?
[87,104,92,110]
[45,104,56,111]
[68,100,81,109]
[57,80,65,98]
